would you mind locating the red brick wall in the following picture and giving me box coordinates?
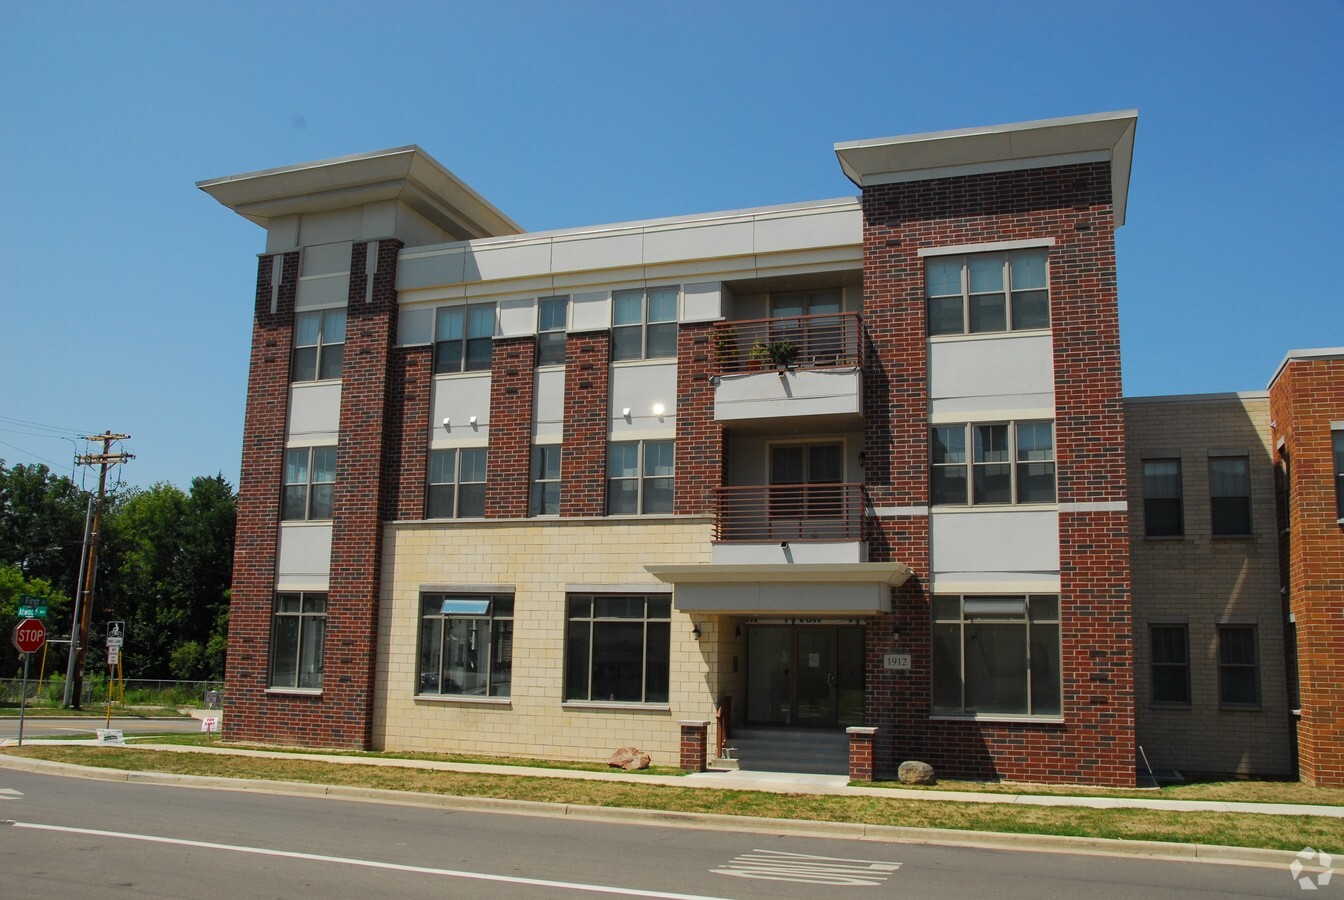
[225,251,297,743]
[675,322,721,515]
[1270,356,1344,785]
[561,331,611,517]
[486,335,537,518]
[860,163,1135,785]
[384,344,431,521]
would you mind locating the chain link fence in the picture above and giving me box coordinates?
[0,677,223,708]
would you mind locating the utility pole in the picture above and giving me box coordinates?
[65,431,132,709]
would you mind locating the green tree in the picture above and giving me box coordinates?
[0,461,89,596]
[0,562,70,677]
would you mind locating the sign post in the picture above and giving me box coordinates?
[12,618,48,748]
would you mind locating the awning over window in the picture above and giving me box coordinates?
[645,563,912,615]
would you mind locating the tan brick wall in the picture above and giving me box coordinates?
[1126,393,1291,776]
[372,517,719,765]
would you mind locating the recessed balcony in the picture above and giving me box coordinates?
[712,483,866,564]
[712,312,863,423]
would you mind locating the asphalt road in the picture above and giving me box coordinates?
[0,767,1309,898]
[0,715,207,742]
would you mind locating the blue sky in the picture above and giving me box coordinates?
[2,1,1341,490]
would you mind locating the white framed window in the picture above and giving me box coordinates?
[1150,624,1190,705]
[1218,624,1259,708]
[1143,458,1184,537]
[434,303,495,374]
[607,440,673,515]
[1210,455,1251,536]
[270,592,326,690]
[537,296,568,367]
[283,446,336,521]
[418,593,513,698]
[932,595,1061,717]
[564,594,670,703]
[1333,429,1343,520]
[292,308,346,382]
[427,448,486,518]
[926,250,1048,336]
[931,421,1054,505]
[530,446,561,516]
[612,287,677,361]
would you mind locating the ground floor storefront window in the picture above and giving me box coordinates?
[932,595,1060,716]
[565,594,669,703]
[418,593,513,697]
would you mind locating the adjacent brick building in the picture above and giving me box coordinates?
[200,113,1344,785]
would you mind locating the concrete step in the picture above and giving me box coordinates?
[720,726,849,775]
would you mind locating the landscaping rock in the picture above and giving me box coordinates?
[607,747,651,770]
[898,760,936,785]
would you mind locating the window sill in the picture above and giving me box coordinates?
[280,519,334,526]
[928,328,1051,343]
[562,701,672,713]
[1218,704,1263,712]
[929,713,1064,725]
[291,377,342,387]
[611,357,677,367]
[414,694,511,706]
[1143,534,1185,541]
[1149,702,1192,710]
[1210,533,1254,541]
[265,687,323,697]
[930,504,1058,514]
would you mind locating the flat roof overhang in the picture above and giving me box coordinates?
[834,110,1138,226]
[645,562,912,615]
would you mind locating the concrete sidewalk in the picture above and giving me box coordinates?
[7,735,1342,819]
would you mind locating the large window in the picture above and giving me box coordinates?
[537,296,568,367]
[612,287,677,361]
[1143,458,1184,537]
[428,448,486,518]
[434,304,495,374]
[1218,625,1259,707]
[565,594,670,703]
[270,592,326,690]
[931,421,1055,505]
[926,250,1049,336]
[1150,624,1190,705]
[530,446,561,516]
[1210,455,1251,536]
[418,593,513,698]
[292,308,346,382]
[1333,430,1344,520]
[932,595,1061,716]
[608,440,673,515]
[283,446,336,521]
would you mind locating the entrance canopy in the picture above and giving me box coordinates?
[645,562,912,614]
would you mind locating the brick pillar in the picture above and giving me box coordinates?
[561,330,610,517]
[321,237,403,750]
[675,322,721,515]
[847,726,878,782]
[680,720,709,773]
[225,251,298,744]
[384,344,431,521]
[486,335,537,518]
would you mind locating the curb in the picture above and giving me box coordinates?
[0,753,1306,870]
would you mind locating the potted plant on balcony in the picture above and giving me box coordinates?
[747,340,770,371]
[766,340,799,369]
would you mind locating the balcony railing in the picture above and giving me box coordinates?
[713,312,862,373]
[713,483,865,543]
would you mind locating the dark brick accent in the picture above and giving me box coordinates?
[679,721,709,772]
[675,322,722,515]
[847,727,877,781]
[384,344,431,521]
[561,330,611,517]
[486,335,538,518]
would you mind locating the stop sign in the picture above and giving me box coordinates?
[12,618,46,654]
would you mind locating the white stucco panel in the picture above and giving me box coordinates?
[301,241,353,277]
[288,382,342,437]
[498,296,537,337]
[397,306,434,346]
[930,509,1059,575]
[643,220,753,264]
[754,206,861,254]
[397,247,467,292]
[714,369,862,422]
[551,231,643,274]
[462,240,552,283]
[682,282,723,323]
[610,363,677,431]
[277,522,332,581]
[296,272,351,309]
[929,334,1055,403]
[534,368,566,440]
[429,374,493,443]
[571,291,612,333]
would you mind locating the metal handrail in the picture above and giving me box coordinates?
[712,312,862,373]
[712,483,865,542]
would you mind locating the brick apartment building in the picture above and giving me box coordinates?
[199,111,1344,786]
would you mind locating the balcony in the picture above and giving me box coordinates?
[710,483,865,564]
[711,313,863,424]
[713,312,862,373]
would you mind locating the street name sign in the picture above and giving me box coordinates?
[17,595,47,619]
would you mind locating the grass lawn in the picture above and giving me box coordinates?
[7,744,1342,854]
[0,704,186,717]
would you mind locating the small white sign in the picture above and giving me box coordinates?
[96,729,125,746]
[107,646,120,666]
[883,652,912,671]
[200,717,220,733]
[107,621,126,648]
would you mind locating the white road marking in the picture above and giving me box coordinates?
[0,789,23,800]
[10,821,729,899]
[712,849,901,885]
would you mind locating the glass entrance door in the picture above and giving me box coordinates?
[746,625,865,728]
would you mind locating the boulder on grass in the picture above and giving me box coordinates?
[608,747,651,770]
[898,760,936,785]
